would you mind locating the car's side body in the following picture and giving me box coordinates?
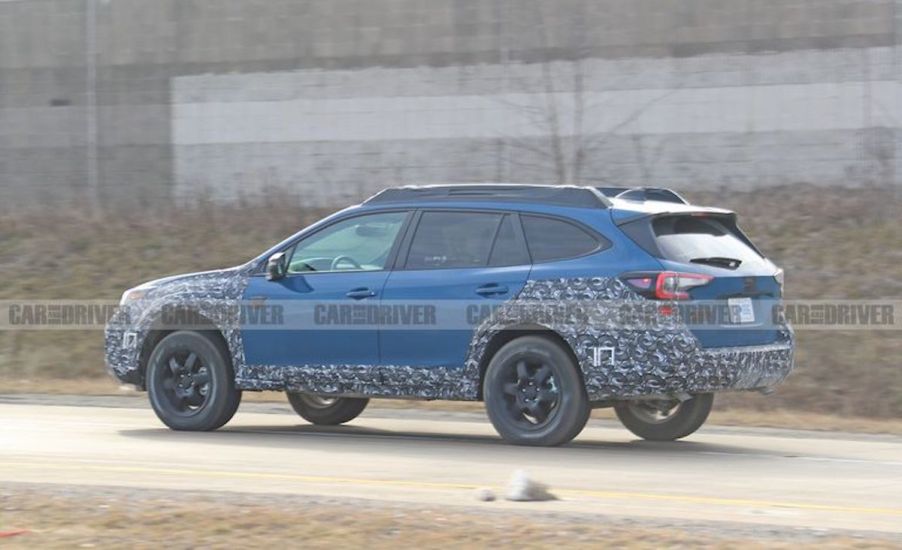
[105,185,794,406]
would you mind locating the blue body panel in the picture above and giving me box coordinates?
[380,265,530,367]
[241,198,783,364]
[242,271,388,366]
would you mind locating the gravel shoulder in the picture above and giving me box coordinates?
[1,482,899,549]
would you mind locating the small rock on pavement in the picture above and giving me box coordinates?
[505,469,557,502]
[474,488,496,502]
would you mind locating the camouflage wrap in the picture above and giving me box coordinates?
[105,272,794,401]
[235,364,477,400]
[467,278,793,400]
[104,268,249,387]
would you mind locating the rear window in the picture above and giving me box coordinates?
[522,215,602,262]
[651,216,764,267]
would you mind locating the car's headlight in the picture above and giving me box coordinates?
[120,288,148,305]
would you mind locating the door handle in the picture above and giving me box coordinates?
[346,287,377,300]
[475,284,509,296]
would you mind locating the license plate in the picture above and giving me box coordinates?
[728,297,755,324]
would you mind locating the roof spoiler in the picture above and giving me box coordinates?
[596,187,689,205]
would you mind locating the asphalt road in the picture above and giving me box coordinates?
[2,397,901,535]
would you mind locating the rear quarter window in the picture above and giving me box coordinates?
[521,215,604,263]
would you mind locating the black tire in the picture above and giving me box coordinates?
[146,331,241,431]
[286,393,369,425]
[483,335,590,446]
[614,393,714,441]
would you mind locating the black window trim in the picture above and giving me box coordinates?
[396,208,531,271]
[488,213,531,267]
[249,208,414,277]
[519,212,612,264]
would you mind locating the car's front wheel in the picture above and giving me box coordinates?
[614,393,713,441]
[483,335,590,446]
[286,393,369,425]
[146,331,242,431]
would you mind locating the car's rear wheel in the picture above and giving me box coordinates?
[614,393,713,441]
[146,331,241,431]
[286,393,369,425]
[483,335,590,446]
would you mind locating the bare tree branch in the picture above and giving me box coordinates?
[498,6,683,186]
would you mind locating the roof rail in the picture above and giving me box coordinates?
[596,186,689,205]
[365,184,611,208]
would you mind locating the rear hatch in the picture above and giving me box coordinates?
[618,210,784,348]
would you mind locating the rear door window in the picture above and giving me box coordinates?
[405,211,503,269]
[521,215,602,262]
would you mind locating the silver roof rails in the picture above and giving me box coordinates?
[366,184,611,208]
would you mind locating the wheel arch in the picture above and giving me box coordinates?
[475,323,583,400]
[137,311,231,390]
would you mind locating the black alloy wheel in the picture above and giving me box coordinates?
[484,335,589,446]
[146,331,241,431]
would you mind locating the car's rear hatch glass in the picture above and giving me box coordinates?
[621,213,783,348]
[651,216,767,270]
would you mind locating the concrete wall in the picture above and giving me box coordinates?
[0,0,900,208]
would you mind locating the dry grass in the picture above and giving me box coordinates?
[0,199,331,384]
[0,185,899,418]
[0,484,895,549]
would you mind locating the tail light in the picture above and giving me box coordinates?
[623,271,713,300]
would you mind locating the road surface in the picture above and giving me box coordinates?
[2,397,901,535]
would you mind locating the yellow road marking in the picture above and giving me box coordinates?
[2,460,901,518]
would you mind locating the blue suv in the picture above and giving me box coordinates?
[106,185,794,446]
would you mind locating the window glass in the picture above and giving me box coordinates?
[651,216,765,267]
[522,215,600,262]
[489,215,529,266]
[287,211,406,273]
[406,212,502,269]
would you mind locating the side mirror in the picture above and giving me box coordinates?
[265,252,287,281]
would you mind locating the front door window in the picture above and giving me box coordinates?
[287,211,407,274]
